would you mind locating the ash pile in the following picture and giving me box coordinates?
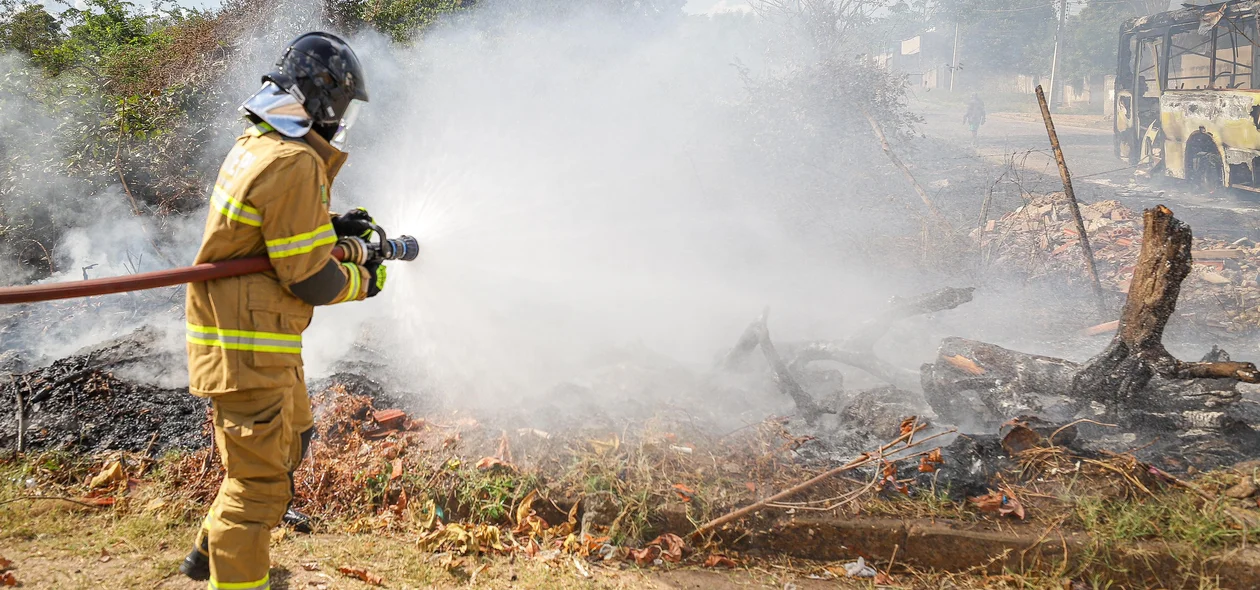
[0,325,207,454]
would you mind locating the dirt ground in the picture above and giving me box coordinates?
[0,508,863,590]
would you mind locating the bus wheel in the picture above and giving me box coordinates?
[1190,150,1223,192]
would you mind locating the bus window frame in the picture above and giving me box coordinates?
[1166,25,1214,91]
[1135,33,1165,98]
[1210,14,1258,90]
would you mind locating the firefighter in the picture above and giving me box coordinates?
[179,32,383,588]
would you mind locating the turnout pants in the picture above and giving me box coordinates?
[192,368,313,590]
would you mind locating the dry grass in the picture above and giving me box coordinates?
[3,386,1259,589]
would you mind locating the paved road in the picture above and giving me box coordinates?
[913,100,1260,238]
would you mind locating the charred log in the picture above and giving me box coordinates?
[922,337,1081,427]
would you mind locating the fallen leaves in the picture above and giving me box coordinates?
[417,523,508,555]
[89,461,125,489]
[918,448,945,473]
[944,354,986,375]
[627,533,688,566]
[0,556,15,587]
[898,417,919,436]
[337,565,384,586]
[968,488,1026,520]
[474,456,516,472]
[703,554,738,568]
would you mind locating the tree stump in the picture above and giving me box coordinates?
[1070,206,1257,409]
[922,206,1260,466]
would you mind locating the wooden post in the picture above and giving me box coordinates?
[1035,85,1105,312]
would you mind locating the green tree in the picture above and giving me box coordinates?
[0,2,64,61]
[937,0,1056,77]
[327,0,469,42]
[1062,0,1140,81]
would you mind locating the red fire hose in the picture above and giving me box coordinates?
[0,246,349,305]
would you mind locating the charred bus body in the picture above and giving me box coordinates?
[1116,1,1260,190]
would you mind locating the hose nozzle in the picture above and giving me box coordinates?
[366,224,419,262]
[378,234,419,261]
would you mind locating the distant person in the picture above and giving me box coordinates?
[964,94,986,143]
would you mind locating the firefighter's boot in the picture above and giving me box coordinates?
[282,507,314,533]
[179,533,210,581]
[282,426,316,533]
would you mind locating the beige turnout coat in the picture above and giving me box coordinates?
[186,122,368,396]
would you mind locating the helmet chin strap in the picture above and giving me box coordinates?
[313,122,338,142]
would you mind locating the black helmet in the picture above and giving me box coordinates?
[264,32,368,129]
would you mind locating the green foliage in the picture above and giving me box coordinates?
[940,0,1056,76]
[0,2,63,62]
[328,0,467,43]
[453,467,537,523]
[1061,0,1138,81]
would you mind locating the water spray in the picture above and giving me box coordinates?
[0,228,420,305]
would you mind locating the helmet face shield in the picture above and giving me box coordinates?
[329,99,364,150]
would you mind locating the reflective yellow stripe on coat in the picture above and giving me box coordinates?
[186,324,301,354]
[211,185,263,227]
[208,573,270,590]
[340,262,361,302]
[264,223,336,259]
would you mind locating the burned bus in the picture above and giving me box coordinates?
[1116,1,1260,190]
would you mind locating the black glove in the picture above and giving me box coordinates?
[331,207,374,239]
[365,261,387,298]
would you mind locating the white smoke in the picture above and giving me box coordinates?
[299,3,918,407]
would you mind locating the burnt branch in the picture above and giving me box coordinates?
[754,310,833,425]
[720,287,973,422]
[792,342,920,392]
[718,320,763,372]
[843,287,975,352]
[722,309,833,425]
[797,286,975,391]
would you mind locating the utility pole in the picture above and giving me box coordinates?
[1048,0,1068,109]
[950,22,960,92]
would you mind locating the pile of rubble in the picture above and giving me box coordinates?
[976,193,1260,332]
